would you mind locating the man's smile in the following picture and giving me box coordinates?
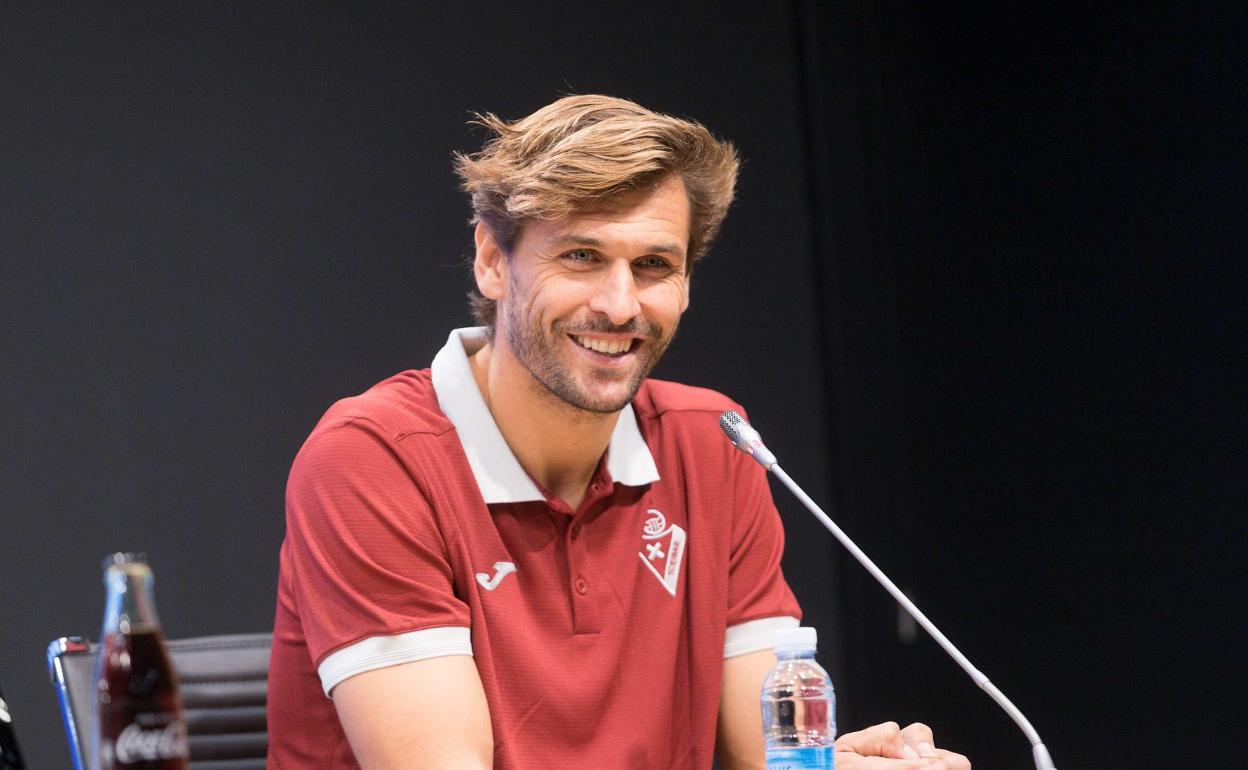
[570,333,643,358]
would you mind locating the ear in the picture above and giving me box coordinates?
[473,222,507,301]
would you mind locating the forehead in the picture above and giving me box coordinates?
[526,175,692,255]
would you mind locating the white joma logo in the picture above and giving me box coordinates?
[475,561,517,591]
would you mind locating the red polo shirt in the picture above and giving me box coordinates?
[268,327,801,768]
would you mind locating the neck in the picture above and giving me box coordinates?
[469,340,619,509]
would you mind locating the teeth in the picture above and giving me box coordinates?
[575,335,632,355]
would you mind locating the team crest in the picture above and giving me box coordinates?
[638,508,686,597]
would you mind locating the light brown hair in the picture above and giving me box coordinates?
[454,94,739,326]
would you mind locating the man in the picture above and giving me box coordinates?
[268,95,969,769]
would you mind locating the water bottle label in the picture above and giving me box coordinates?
[766,746,835,769]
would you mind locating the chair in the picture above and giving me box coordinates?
[47,633,271,770]
[1,676,27,769]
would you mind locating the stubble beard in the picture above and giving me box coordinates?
[502,295,675,415]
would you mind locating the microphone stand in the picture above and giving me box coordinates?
[770,463,1056,770]
[720,411,1056,770]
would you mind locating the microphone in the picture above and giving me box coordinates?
[718,410,777,469]
[719,410,1057,770]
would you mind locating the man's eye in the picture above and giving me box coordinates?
[564,249,596,262]
[638,256,675,271]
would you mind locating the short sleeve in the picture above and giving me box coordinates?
[723,433,802,656]
[282,416,471,690]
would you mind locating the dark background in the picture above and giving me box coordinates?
[2,2,1243,767]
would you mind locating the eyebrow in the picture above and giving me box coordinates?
[548,234,687,260]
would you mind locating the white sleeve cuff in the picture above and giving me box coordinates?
[317,626,473,696]
[723,616,800,658]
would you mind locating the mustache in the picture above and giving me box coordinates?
[555,318,661,338]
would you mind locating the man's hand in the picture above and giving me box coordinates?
[834,722,970,769]
[716,650,969,770]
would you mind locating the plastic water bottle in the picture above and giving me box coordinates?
[761,626,836,769]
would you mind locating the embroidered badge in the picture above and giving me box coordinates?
[638,508,686,597]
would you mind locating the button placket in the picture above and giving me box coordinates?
[566,511,603,633]
[565,480,611,635]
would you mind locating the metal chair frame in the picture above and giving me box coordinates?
[47,633,271,770]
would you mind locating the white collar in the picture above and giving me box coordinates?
[430,327,661,504]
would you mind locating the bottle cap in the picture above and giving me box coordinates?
[102,552,148,570]
[773,626,818,653]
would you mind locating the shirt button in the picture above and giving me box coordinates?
[574,576,588,595]
[570,523,582,540]
[591,482,603,492]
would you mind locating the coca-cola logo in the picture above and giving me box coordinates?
[108,718,189,764]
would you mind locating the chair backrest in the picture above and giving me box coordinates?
[47,633,271,770]
[1,678,27,769]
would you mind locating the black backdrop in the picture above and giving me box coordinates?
[2,2,1242,768]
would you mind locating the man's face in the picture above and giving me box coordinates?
[495,174,692,414]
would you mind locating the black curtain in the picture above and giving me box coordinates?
[798,1,1245,766]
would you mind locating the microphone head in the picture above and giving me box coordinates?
[719,410,776,469]
[719,410,748,445]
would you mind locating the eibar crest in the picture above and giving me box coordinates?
[638,508,686,597]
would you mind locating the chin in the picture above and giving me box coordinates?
[564,376,644,414]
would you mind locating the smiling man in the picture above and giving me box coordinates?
[268,96,969,770]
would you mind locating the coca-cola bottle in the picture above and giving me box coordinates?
[94,553,189,770]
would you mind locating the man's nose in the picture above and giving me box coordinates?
[588,260,641,325]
